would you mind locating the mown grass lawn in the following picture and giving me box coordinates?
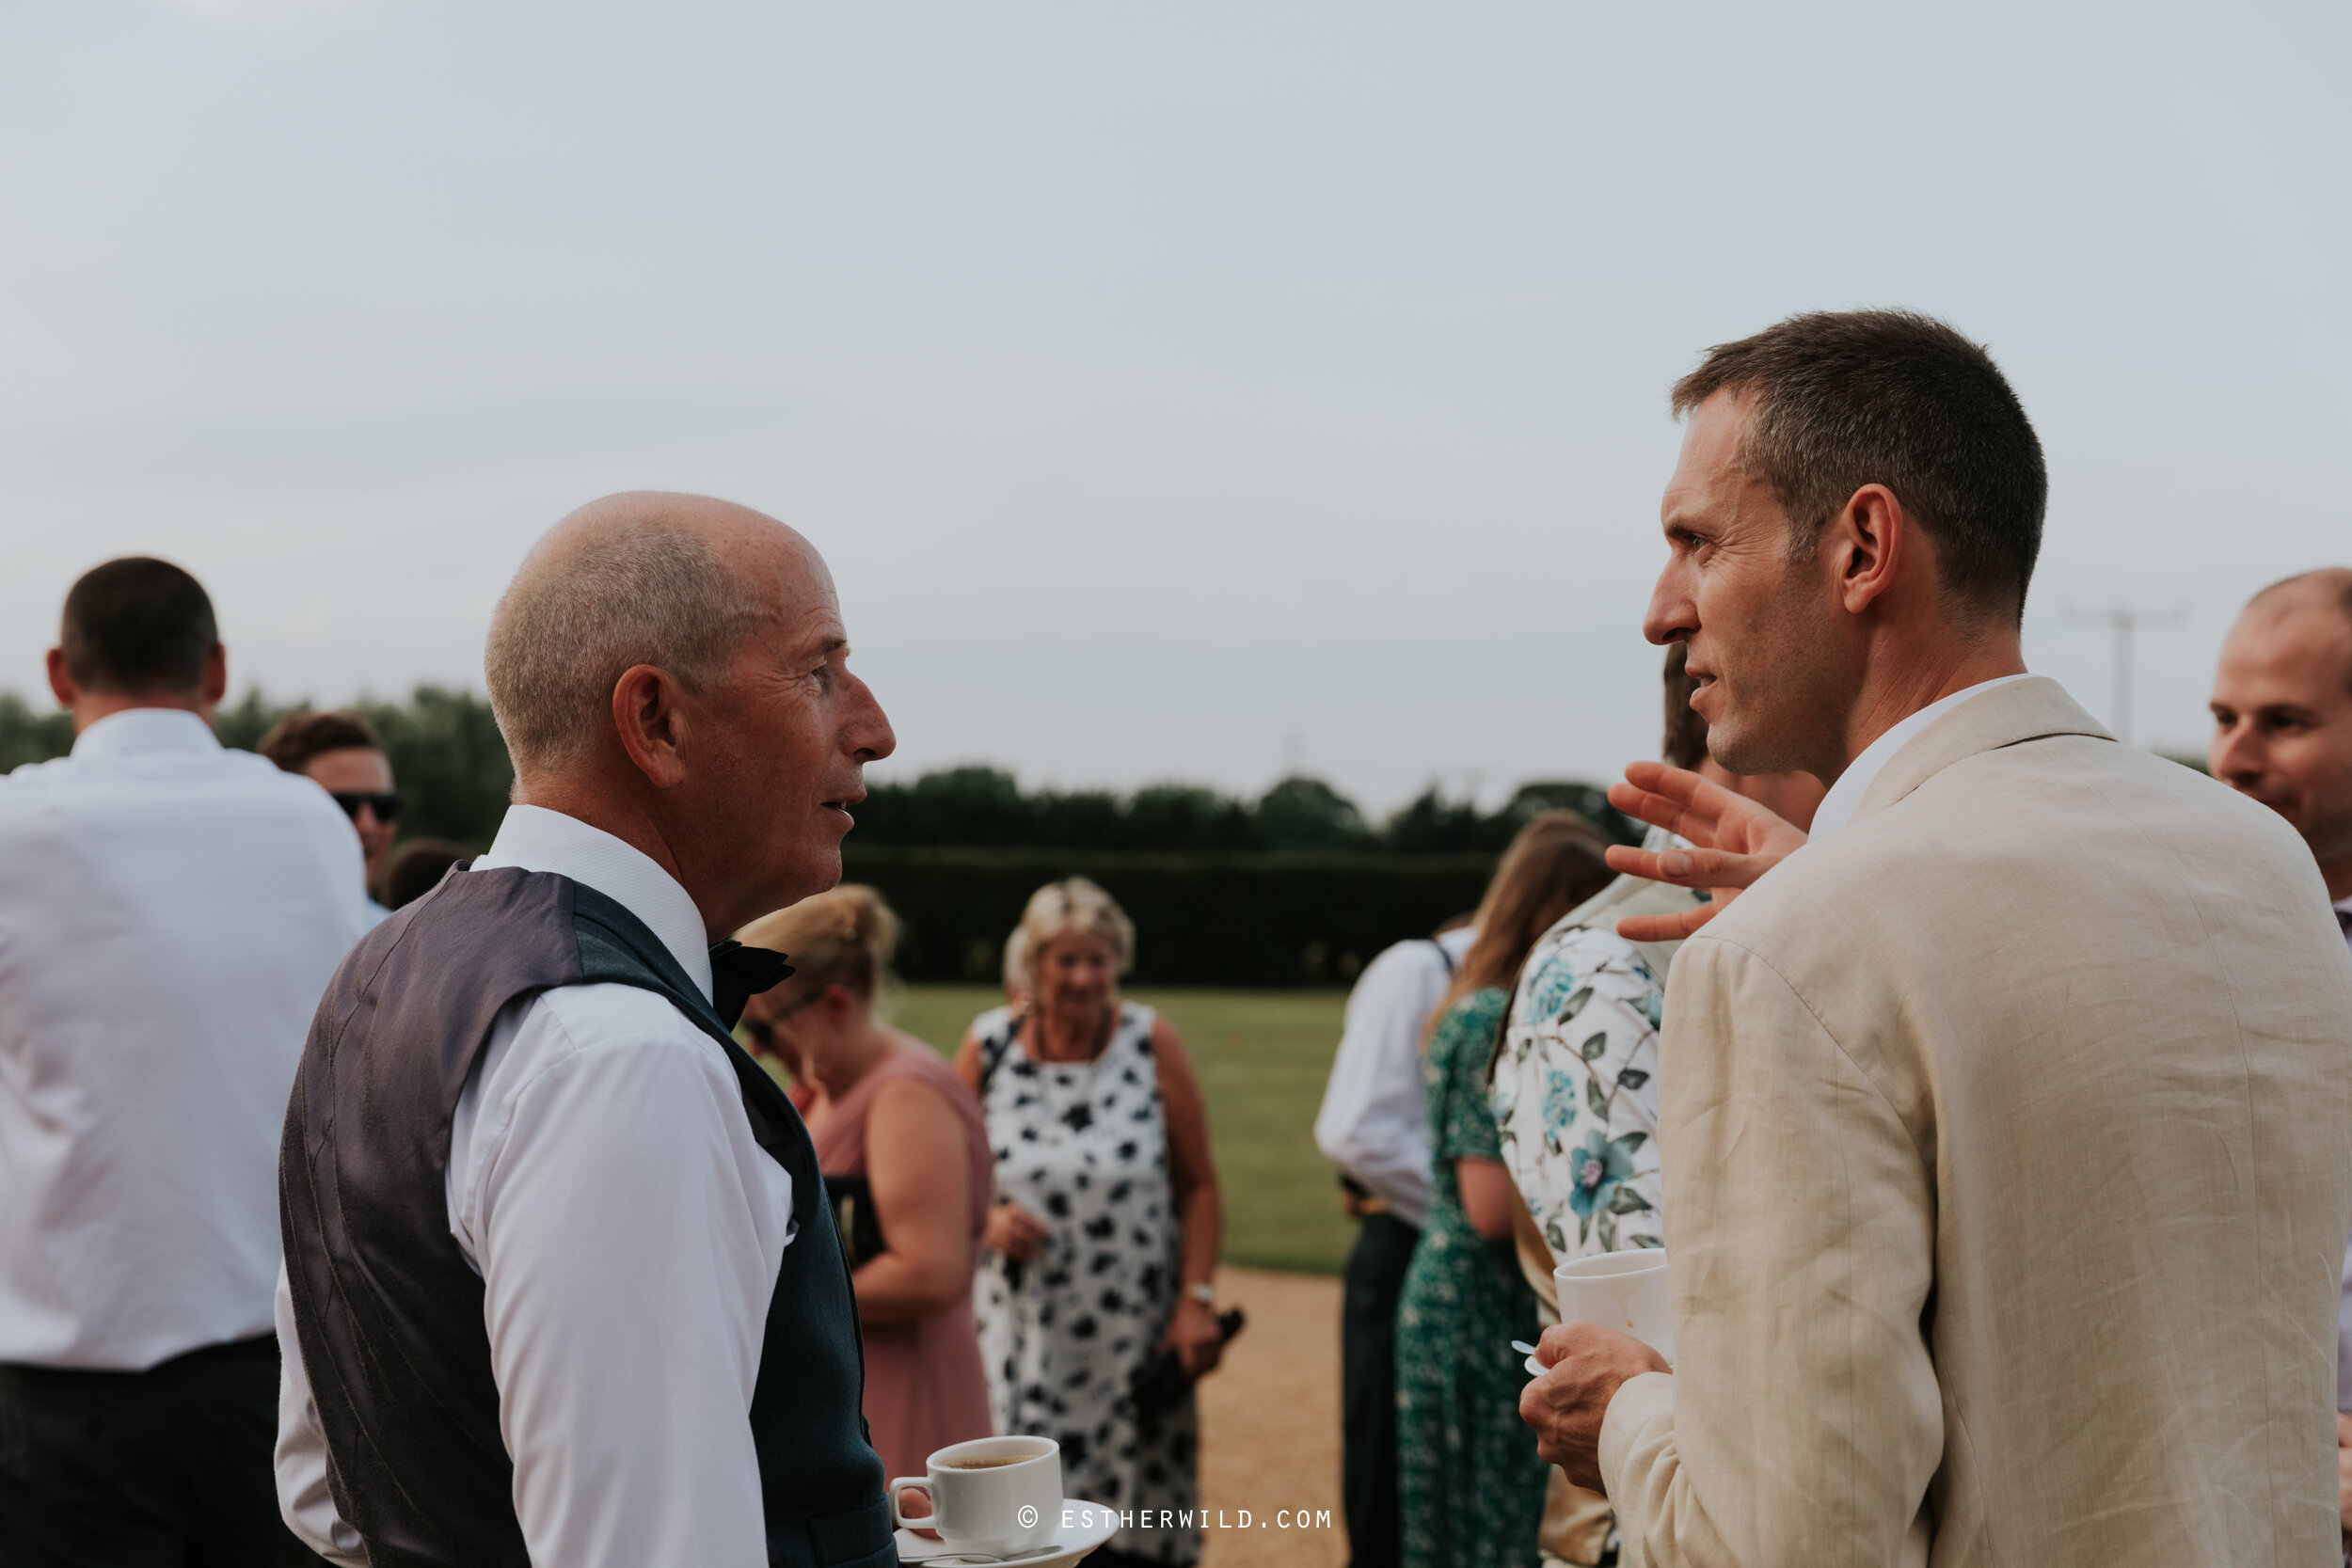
[883,984,1356,1275]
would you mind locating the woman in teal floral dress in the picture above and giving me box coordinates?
[1394,815,1617,1568]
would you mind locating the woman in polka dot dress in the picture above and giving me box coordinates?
[958,879,1225,1568]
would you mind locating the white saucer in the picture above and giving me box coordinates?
[1523,1352,1544,1377]
[894,1497,1120,1566]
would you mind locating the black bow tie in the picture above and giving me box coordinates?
[708,941,793,1030]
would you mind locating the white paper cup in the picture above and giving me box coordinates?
[889,1435,1060,1556]
[1553,1247,1673,1366]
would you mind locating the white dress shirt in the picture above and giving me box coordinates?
[1313,927,1475,1228]
[1807,673,2037,841]
[0,707,370,1370]
[276,804,797,1568]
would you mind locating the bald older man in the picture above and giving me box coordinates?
[2211,569,2352,927]
[274,495,898,1568]
[2206,566,2352,1544]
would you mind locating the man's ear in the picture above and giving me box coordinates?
[1826,483,1909,616]
[610,663,692,790]
[44,648,76,709]
[198,643,228,709]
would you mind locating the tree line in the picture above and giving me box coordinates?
[854,766,1638,853]
[0,687,1637,853]
[0,687,513,849]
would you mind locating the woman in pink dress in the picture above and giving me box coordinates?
[736,886,993,1481]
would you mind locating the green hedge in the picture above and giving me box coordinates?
[842,845,1498,987]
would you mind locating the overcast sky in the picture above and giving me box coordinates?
[6,1,2346,811]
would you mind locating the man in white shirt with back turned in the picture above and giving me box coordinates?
[1316,917,1473,1568]
[0,556,371,1566]
[275,493,900,1567]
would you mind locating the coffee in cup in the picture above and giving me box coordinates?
[891,1435,1060,1555]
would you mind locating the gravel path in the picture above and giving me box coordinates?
[1194,1267,1347,1568]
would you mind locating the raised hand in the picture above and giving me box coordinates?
[981,1199,1051,1263]
[1602,761,1810,941]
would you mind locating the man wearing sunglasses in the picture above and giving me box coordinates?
[260,710,402,922]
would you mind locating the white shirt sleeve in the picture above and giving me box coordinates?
[469,993,793,1568]
[274,1267,372,1566]
[1314,940,1445,1227]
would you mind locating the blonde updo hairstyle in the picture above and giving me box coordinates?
[737,884,899,1006]
[1013,878,1136,997]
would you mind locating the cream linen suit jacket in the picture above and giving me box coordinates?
[1598,676,2352,1566]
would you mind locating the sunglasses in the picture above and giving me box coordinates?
[330,791,403,824]
[739,990,820,1048]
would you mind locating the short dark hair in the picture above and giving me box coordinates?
[382,838,468,911]
[1672,309,2046,623]
[259,710,384,775]
[1661,642,1709,770]
[59,557,219,696]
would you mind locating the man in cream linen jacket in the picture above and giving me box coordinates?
[1520,310,2352,1566]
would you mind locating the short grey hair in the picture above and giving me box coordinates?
[1012,878,1136,993]
[485,513,767,772]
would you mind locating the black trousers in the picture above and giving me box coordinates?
[0,1334,326,1568]
[1340,1212,1419,1568]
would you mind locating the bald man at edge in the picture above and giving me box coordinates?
[1518,312,2352,1564]
[2205,567,2352,1545]
[275,495,900,1567]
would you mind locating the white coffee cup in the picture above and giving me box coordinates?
[890,1435,1061,1556]
[1553,1247,1674,1365]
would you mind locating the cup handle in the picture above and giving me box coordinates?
[889,1477,933,1530]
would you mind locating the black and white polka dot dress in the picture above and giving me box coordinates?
[972,1003,1200,1564]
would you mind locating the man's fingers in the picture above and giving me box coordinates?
[1605,846,1771,889]
[1605,783,1716,845]
[1603,846,1696,881]
[1534,1322,1584,1367]
[1616,905,1721,942]
[1620,760,1740,817]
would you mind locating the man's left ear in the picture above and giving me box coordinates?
[1832,483,1907,615]
[610,663,692,790]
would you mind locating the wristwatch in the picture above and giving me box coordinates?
[1186,1282,1216,1307]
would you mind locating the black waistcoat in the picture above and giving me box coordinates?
[278,866,894,1568]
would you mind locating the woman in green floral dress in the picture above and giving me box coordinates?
[1393,816,1617,1568]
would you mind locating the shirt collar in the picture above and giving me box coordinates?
[472,804,715,1002]
[68,706,221,761]
[1809,673,2036,842]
